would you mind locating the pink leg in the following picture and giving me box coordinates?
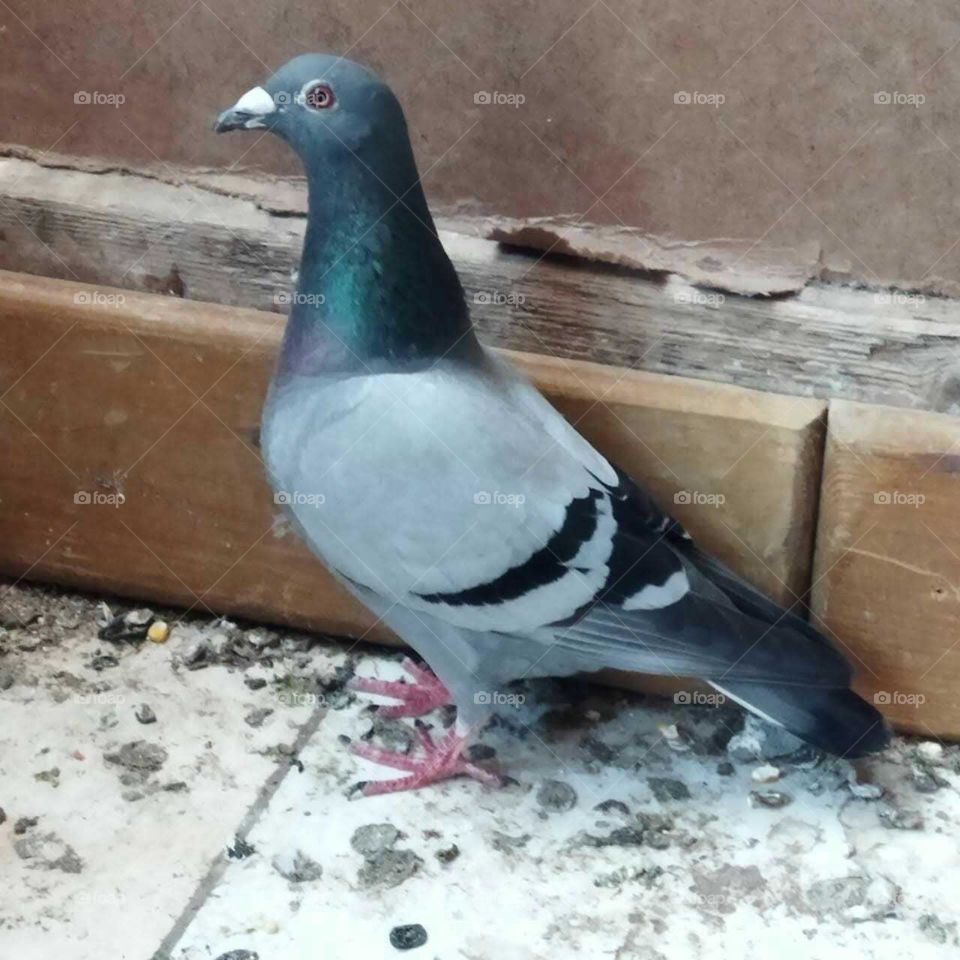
[347,658,452,718]
[350,722,501,797]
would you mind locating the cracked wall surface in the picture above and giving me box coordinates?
[2,2,960,294]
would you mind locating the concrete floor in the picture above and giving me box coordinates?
[1,581,958,960]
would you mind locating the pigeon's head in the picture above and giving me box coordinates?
[215,54,409,169]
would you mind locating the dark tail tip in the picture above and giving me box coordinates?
[715,682,892,758]
[832,692,892,758]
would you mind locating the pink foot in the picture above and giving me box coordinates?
[350,721,501,796]
[347,658,452,718]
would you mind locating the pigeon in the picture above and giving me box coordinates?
[216,54,890,795]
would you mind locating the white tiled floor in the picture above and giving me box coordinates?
[2,584,958,960]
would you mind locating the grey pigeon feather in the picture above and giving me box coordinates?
[216,54,889,791]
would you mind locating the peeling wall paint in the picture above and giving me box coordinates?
[2,3,959,294]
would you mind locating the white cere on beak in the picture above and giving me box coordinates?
[233,85,277,127]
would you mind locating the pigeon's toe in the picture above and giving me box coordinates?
[349,723,500,796]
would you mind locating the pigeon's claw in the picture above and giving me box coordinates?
[347,658,452,718]
[349,724,501,796]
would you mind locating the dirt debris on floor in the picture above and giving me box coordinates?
[1,579,959,960]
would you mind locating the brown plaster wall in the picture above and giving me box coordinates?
[2,1,960,293]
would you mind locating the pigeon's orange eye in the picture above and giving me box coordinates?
[304,83,335,110]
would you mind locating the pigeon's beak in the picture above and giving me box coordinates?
[214,85,277,133]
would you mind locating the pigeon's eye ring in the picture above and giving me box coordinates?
[301,82,336,111]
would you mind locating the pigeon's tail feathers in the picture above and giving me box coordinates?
[711,680,891,758]
[551,539,890,758]
[680,541,830,649]
[678,547,891,757]
[676,552,891,757]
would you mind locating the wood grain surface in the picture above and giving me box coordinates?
[2,157,959,414]
[812,400,960,736]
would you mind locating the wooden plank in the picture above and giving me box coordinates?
[811,400,960,736]
[2,156,959,414]
[0,270,826,701]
